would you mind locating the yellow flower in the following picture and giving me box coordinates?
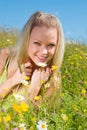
[4,115,11,122]
[34,96,40,101]
[81,88,86,94]
[51,65,59,70]
[61,114,68,121]
[13,102,28,113]
[20,102,29,112]
[13,104,22,113]
[0,117,2,123]
[24,76,30,80]
[1,93,5,98]
[40,81,45,85]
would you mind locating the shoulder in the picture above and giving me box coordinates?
[0,47,11,74]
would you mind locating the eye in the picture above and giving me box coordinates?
[33,42,41,46]
[47,44,56,49]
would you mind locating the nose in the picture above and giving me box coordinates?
[40,46,48,55]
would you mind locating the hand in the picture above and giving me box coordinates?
[31,67,52,85]
[23,62,33,77]
[28,67,51,100]
[12,61,33,85]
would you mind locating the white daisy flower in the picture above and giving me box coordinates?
[7,39,10,42]
[21,79,29,86]
[13,93,25,101]
[37,62,47,67]
[37,120,48,130]
[19,123,26,130]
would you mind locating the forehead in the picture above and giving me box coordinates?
[30,26,58,41]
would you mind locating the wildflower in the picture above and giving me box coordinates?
[51,65,59,71]
[81,88,86,95]
[13,102,28,113]
[13,93,25,101]
[61,114,68,121]
[37,62,47,67]
[4,115,11,122]
[13,104,22,114]
[37,120,48,130]
[40,81,45,85]
[44,83,50,88]
[24,76,30,80]
[34,96,40,101]
[21,79,29,86]
[20,102,29,112]
[1,93,5,98]
[19,123,26,130]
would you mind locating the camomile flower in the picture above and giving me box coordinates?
[37,120,48,130]
[37,62,47,67]
[21,79,29,86]
[13,93,25,101]
[19,123,26,130]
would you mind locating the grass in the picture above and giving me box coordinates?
[0,28,87,130]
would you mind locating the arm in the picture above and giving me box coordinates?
[0,76,17,99]
[0,48,10,74]
[28,68,50,101]
[0,67,24,99]
[0,60,33,100]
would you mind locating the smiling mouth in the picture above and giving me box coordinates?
[37,55,47,62]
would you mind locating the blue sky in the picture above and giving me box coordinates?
[0,0,87,42]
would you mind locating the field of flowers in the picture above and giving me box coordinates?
[0,28,87,130]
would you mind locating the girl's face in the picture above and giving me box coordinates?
[28,26,57,66]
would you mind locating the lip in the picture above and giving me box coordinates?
[36,55,47,62]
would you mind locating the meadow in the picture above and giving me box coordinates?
[0,28,87,130]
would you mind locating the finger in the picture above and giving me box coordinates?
[25,68,32,74]
[24,62,32,68]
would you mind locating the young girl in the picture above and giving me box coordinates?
[0,11,65,104]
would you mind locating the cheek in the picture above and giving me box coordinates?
[50,48,56,56]
[28,44,37,57]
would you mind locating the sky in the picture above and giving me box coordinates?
[0,0,87,43]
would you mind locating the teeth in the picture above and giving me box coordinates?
[37,62,47,67]
[37,55,47,60]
